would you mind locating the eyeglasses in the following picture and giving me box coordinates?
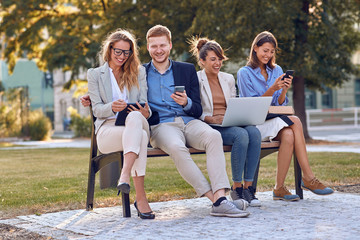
[111,47,132,57]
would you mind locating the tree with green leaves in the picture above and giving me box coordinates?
[1,0,103,89]
[188,0,360,140]
[1,0,359,140]
[0,0,197,90]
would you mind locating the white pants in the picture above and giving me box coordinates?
[150,118,230,196]
[96,111,150,177]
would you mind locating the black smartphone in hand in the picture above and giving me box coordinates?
[174,86,185,93]
[281,70,294,80]
[127,102,145,110]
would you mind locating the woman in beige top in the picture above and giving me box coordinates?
[189,37,262,207]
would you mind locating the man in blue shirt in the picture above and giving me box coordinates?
[144,25,249,218]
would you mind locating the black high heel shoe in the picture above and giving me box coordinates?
[117,181,130,195]
[134,201,155,219]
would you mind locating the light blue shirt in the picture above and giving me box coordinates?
[147,60,194,124]
[237,65,288,106]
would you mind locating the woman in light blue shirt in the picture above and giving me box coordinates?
[238,64,288,106]
[237,31,333,201]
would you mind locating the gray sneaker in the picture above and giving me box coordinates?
[232,199,249,210]
[230,187,249,209]
[243,186,261,207]
[230,186,244,200]
[231,186,261,207]
[210,200,250,218]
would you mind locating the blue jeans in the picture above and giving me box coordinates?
[213,126,261,182]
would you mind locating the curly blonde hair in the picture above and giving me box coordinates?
[99,29,140,90]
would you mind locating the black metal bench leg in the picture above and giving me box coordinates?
[122,192,131,217]
[86,163,96,211]
[120,153,131,217]
[252,160,261,193]
[294,154,303,199]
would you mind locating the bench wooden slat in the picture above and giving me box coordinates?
[147,141,280,157]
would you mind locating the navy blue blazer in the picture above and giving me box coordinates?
[143,61,203,119]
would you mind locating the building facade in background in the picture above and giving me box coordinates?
[1,59,54,120]
[52,69,88,132]
[302,49,360,109]
[0,59,88,133]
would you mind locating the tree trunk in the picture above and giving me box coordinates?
[293,0,312,141]
[292,76,311,140]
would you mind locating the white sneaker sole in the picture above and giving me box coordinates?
[210,211,250,218]
[249,201,261,207]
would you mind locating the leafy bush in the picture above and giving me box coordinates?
[0,105,22,137]
[28,109,52,140]
[68,106,91,137]
[0,89,22,137]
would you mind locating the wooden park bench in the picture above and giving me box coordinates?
[86,106,303,217]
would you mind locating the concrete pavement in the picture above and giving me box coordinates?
[1,191,359,239]
[1,128,360,239]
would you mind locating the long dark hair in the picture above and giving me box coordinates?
[247,31,278,69]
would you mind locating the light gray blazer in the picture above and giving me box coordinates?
[197,69,236,121]
[87,62,149,133]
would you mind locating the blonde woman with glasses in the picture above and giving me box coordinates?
[86,29,154,219]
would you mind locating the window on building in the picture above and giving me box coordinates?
[305,90,316,109]
[44,71,53,88]
[321,87,333,109]
[72,98,80,112]
[60,99,70,131]
[355,78,360,106]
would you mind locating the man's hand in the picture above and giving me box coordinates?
[171,90,188,107]
[80,95,91,107]
[128,102,150,119]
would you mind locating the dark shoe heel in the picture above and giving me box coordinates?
[117,182,130,194]
[134,201,155,220]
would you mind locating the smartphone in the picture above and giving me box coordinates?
[174,86,185,93]
[281,70,294,80]
[127,102,145,110]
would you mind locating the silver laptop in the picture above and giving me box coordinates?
[210,97,272,127]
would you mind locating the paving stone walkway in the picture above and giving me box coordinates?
[1,191,359,240]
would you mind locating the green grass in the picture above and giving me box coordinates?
[0,148,359,218]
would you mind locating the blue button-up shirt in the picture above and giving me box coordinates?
[147,60,195,124]
[237,65,288,106]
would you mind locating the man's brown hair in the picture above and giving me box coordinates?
[146,25,172,43]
